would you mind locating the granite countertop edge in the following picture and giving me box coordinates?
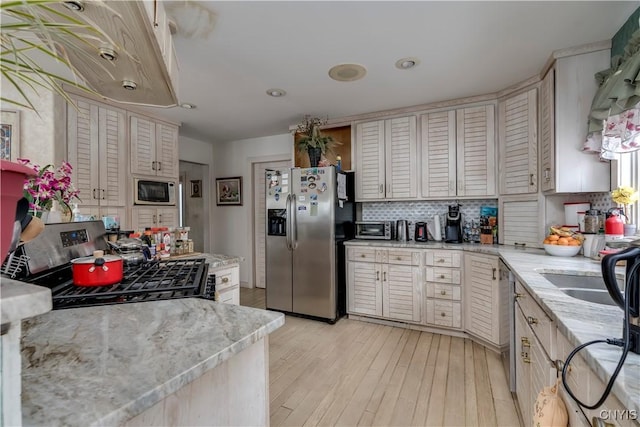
[344,240,639,412]
[0,279,52,326]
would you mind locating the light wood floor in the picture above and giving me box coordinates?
[240,287,521,427]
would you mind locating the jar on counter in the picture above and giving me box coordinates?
[187,239,194,253]
[584,210,600,234]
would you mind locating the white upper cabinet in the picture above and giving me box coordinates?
[540,48,611,193]
[420,104,496,198]
[355,116,417,201]
[67,95,127,209]
[499,88,538,195]
[130,114,179,178]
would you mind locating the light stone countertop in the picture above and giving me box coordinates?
[21,299,284,426]
[0,279,52,327]
[169,252,244,269]
[344,240,640,413]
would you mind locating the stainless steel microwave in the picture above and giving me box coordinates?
[134,178,176,205]
[355,221,394,240]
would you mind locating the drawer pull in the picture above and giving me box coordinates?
[361,254,366,258]
[441,290,447,296]
[441,312,446,317]
[396,256,402,260]
[514,292,524,299]
[514,242,526,247]
[440,274,445,279]
[527,316,538,325]
[555,359,571,373]
[492,267,497,280]
[221,277,229,284]
[522,356,531,364]
[437,258,445,263]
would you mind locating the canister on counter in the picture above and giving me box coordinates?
[584,210,600,234]
[187,239,194,253]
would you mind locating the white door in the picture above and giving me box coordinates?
[253,160,290,289]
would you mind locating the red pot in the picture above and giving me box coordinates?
[71,251,123,286]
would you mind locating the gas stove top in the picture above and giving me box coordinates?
[1,221,214,309]
[20,258,212,309]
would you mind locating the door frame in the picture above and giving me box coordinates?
[247,155,291,289]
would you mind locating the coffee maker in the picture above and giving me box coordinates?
[444,204,463,243]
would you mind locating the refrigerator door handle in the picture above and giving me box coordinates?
[291,193,298,250]
[285,193,292,250]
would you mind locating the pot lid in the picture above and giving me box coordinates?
[71,254,122,264]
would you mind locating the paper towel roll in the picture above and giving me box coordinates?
[433,214,442,241]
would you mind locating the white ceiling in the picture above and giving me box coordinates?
[142,1,639,144]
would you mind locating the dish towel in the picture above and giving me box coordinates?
[533,379,569,427]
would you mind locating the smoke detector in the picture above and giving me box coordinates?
[328,64,367,82]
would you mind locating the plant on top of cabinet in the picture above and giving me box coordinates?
[355,115,418,201]
[293,115,342,168]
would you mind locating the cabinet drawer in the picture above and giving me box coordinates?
[426,299,461,329]
[387,249,421,266]
[425,267,461,285]
[218,287,239,305]
[425,283,461,301]
[425,250,462,267]
[212,267,239,292]
[515,280,555,359]
[348,247,377,263]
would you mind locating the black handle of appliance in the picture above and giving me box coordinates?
[601,247,640,310]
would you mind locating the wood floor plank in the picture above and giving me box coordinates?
[411,334,440,426]
[236,288,521,427]
[464,339,479,427]
[443,336,466,426]
[473,341,499,427]
[425,334,451,426]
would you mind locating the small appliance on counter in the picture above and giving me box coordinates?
[414,222,428,242]
[444,204,463,243]
[355,221,394,240]
[396,220,409,242]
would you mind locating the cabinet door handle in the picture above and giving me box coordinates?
[152,161,156,171]
[92,189,97,200]
[379,184,383,194]
[441,312,446,317]
[383,271,387,281]
[522,356,531,364]
[492,267,497,280]
[153,214,157,223]
[527,316,538,325]
[396,256,402,261]
[440,274,445,279]
[441,290,447,296]
[555,359,571,373]
[157,161,162,171]
[376,271,380,281]
[530,173,534,186]
[544,167,550,182]
[221,277,229,283]
[514,292,524,300]
[158,214,163,224]
[101,189,105,200]
[361,254,366,258]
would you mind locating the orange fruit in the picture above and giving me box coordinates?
[548,235,560,241]
[548,241,558,245]
[568,240,580,246]
[543,238,551,244]
[557,237,569,246]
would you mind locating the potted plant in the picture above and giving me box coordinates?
[611,185,639,236]
[294,115,341,167]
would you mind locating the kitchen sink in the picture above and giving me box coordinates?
[558,288,617,306]
[540,273,607,290]
[539,273,618,306]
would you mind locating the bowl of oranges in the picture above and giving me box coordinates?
[543,226,583,257]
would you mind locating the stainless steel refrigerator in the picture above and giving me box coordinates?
[265,166,354,323]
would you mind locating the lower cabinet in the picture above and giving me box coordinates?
[211,264,240,305]
[423,250,462,329]
[347,247,421,322]
[464,253,507,347]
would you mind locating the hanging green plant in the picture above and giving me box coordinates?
[294,115,341,166]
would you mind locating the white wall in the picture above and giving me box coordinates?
[212,133,292,286]
[178,135,215,253]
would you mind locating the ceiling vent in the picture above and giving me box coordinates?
[328,64,367,82]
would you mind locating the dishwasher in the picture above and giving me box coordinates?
[499,259,517,393]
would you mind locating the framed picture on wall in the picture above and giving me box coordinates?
[1,110,20,161]
[216,176,242,206]
[190,180,202,198]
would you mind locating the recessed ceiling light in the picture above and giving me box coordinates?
[98,46,117,61]
[266,88,286,97]
[63,1,85,12]
[395,57,420,70]
[328,64,367,82]
[180,103,196,109]
[121,80,137,90]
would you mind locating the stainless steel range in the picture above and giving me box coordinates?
[2,221,213,309]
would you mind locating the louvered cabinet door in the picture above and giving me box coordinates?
[464,253,500,345]
[420,110,456,197]
[347,261,383,316]
[157,208,178,228]
[98,106,127,206]
[67,97,100,206]
[382,264,421,322]
[540,69,555,192]
[515,306,532,426]
[499,196,543,248]
[131,208,157,231]
[456,105,496,197]
[385,116,417,199]
[355,120,385,200]
[499,88,538,195]
[130,115,156,176]
[155,122,179,178]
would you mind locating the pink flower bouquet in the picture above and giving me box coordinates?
[18,158,80,217]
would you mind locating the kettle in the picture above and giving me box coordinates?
[601,240,640,353]
[396,220,409,242]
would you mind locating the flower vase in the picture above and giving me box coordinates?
[624,224,637,237]
[307,147,322,167]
